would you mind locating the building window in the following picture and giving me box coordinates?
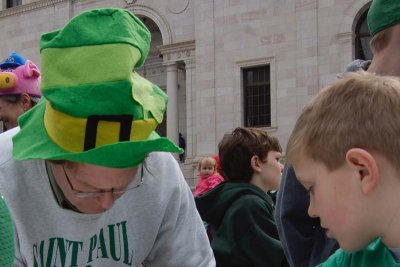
[7,0,22,8]
[243,65,271,127]
[355,9,372,60]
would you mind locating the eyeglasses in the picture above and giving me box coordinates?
[62,164,144,198]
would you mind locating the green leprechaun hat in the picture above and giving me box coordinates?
[12,8,182,168]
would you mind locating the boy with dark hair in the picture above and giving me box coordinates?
[196,127,287,267]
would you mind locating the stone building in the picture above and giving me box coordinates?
[0,0,372,186]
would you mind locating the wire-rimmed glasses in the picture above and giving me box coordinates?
[62,164,144,198]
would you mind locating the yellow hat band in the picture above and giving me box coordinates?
[44,102,157,152]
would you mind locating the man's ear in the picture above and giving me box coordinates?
[346,148,379,195]
[250,155,261,173]
[19,93,31,111]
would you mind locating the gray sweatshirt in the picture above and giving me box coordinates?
[0,128,215,267]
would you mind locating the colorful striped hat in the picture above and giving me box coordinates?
[12,8,182,168]
[0,196,14,267]
[0,60,41,98]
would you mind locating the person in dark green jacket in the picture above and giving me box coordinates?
[196,127,288,267]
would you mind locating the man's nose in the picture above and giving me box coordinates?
[97,192,115,210]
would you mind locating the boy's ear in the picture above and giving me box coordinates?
[250,155,262,173]
[346,148,379,195]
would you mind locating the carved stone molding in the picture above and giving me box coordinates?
[167,0,189,14]
[124,0,137,5]
[137,63,165,77]
[128,4,173,45]
[158,40,195,64]
[0,0,66,18]
[337,32,352,44]
[184,58,195,69]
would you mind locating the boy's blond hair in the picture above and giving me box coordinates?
[287,71,400,171]
[197,157,217,172]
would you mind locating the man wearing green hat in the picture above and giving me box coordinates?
[275,0,400,266]
[0,8,215,267]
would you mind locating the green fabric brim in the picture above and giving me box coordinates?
[13,100,183,168]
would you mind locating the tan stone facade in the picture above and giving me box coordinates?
[0,0,371,186]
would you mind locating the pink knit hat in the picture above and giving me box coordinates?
[0,60,41,97]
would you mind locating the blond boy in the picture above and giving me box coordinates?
[286,71,400,266]
[276,1,400,265]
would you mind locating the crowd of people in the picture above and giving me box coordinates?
[1,0,400,266]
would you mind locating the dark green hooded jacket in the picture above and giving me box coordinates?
[196,181,288,267]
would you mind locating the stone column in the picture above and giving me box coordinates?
[184,59,195,159]
[166,62,179,151]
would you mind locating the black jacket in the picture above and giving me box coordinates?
[196,181,288,267]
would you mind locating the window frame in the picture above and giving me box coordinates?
[351,2,372,61]
[242,65,271,128]
[6,0,22,8]
[236,57,277,131]
[354,9,372,60]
